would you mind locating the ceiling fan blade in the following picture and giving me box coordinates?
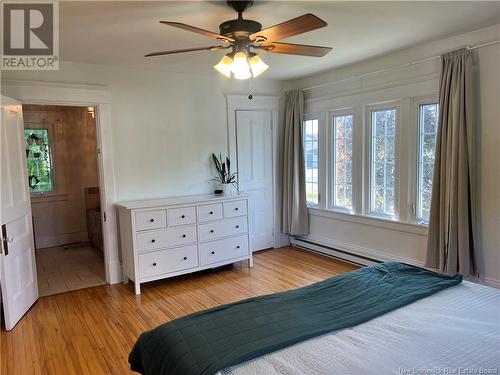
[250,14,327,43]
[159,21,234,43]
[259,42,332,57]
[145,45,226,57]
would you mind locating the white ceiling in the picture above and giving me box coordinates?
[60,1,500,80]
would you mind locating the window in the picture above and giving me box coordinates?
[370,108,397,216]
[417,103,439,222]
[332,114,354,209]
[24,129,54,193]
[303,119,319,206]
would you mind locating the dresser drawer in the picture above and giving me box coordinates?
[223,200,247,218]
[167,206,196,226]
[198,216,248,242]
[135,210,167,231]
[197,203,223,222]
[199,235,249,266]
[139,245,198,279]
[136,225,197,253]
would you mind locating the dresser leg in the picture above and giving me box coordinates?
[135,282,141,295]
[248,254,254,268]
[123,277,129,284]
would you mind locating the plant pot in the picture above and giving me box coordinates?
[220,183,231,196]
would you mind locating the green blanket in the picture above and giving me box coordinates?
[129,262,462,375]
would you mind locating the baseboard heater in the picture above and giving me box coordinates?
[291,237,382,268]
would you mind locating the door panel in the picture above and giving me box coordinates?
[1,96,38,331]
[236,111,274,251]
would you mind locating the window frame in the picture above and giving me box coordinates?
[303,116,320,207]
[24,122,57,196]
[329,109,356,213]
[365,102,401,220]
[414,98,439,224]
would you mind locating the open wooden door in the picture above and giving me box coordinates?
[0,95,38,331]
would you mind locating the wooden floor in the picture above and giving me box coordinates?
[1,246,357,375]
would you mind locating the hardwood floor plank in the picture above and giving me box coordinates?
[1,246,358,374]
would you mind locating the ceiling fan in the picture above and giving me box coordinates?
[145,0,332,79]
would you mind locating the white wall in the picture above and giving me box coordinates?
[287,24,500,287]
[2,62,284,202]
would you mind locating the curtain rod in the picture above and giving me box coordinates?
[301,39,500,92]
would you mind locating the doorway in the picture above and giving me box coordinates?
[236,110,275,251]
[23,105,105,296]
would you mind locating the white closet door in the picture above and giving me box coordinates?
[1,96,38,331]
[236,110,274,251]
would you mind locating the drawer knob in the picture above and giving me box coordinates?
[235,225,239,229]
[235,207,239,211]
[210,230,214,233]
[151,239,156,243]
[181,215,186,219]
[150,219,154,222]
[236,245,240,249]
[182,234,186,238]
[183,256,187,260]
[153,262,157,266]
[211,251,215,255]
[209,211,213,215]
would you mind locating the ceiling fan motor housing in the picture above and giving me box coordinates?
[219,19,262,41]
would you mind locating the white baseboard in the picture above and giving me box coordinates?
[274,233,290,248]
[36,231,88,249]
[292,236,500,289]
[292,235,425,267]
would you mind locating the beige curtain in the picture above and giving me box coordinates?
[426,48,477,276]
[281,90,309,235]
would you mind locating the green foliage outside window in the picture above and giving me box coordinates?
[24,129,54,193]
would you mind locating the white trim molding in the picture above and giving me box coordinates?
[1,80,121,284]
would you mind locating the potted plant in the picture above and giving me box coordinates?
[211,153,237,196]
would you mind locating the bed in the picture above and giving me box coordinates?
[129,263,500,375]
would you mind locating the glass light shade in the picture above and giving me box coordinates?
[249,55,269,77]
[214,55,233,78]
[231,52,251,80]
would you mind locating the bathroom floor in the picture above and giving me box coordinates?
[36,243,106,297]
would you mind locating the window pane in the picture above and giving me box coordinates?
[303,119,319,205]
[370,108,397,215]
[333,114,354,209]
[24,129,54,193]
[418,103,439,222]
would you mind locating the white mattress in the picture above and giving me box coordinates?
[222,281,500,375]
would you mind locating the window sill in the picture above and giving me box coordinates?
[308,207,428,236]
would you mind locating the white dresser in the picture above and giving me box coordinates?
[117,194,252,294]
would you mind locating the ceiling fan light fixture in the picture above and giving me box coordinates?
[231,51,252,80]
[214,54,233,78]
[248,54,269,77]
